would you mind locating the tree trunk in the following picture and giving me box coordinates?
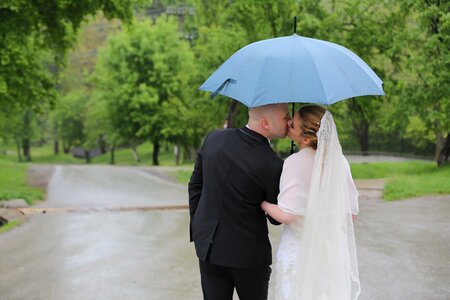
[15,138,23,162]
[183,145,191,161]
[63,143,70,154]
[174,144,180,165]
[436,131,449,166]
[131,146,141,163]
[21,109,32,161]
[226,100,239,128]
[84,149,91,164]
[110,143,116,165]
[434,131,444,162]
[54,140,59,155]
[53,124,59,154]
[358,120,370,155]
[349,98,370,155]
[22,137,32,162]
[182,145,200,162]
[99,134,107,154]
[441,133,450,164]
[351,116,370,155]
[152,140,160,166]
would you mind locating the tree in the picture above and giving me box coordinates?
[51,13,123,160]
[402,0,450,165]
[0,109,38,162]
[96,17,196,165]
[0,0,135,124]
[321,0,409,154]
[56,90,90,161]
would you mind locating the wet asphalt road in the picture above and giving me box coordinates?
[0,164,449,299]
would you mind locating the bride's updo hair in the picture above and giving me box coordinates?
[298,105,326,150]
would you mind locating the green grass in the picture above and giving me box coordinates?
[2,141,449,202]
[175,161,450,201]
[0,220,23,234]
[0,158,43,204]
[173,170,193,184]
[349,161,435,179]
[350,161,450,200]
[90,142,179,165]
[0,142,192,166]
[384,166,450,200]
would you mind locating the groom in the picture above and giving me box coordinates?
[189,103,290,300]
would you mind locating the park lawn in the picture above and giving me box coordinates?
[0,158,43,204]
[2,142,449,202]
[91,142,179,165]
[175,161,450,201]
[349,161,435,179]
[350,161,450,200]
[173,170,194,183]
[1,142,187,166]
[384,166,450,200]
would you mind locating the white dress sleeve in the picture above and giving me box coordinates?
[277,151,314,216]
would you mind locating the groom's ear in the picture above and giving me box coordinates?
[261,117,270,130]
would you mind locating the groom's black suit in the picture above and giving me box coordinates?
[189,126,283,299]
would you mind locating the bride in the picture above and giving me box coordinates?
[262,105,360,300]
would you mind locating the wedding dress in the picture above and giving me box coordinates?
[274,112,360,300]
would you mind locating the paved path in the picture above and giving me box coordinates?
[0,164,449,299]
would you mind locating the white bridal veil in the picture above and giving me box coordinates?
[295,111,360,300]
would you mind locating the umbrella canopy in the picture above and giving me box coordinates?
[199,34,384,107]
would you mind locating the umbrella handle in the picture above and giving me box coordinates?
[294,16,297,34]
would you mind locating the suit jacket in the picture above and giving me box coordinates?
[188,126,283,269]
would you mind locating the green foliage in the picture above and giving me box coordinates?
[95,17,203,162]
[404,116,435,149]
[2,0,449,164]
[56,90,89,151]
[400,0,450,160]
[0,35,56,115]
[0,0,135,125]
[190,0,330,130]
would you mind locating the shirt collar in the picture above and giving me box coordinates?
[241,125,270,144]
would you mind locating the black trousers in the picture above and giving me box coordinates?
[199,260,271,300]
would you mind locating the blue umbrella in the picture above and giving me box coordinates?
[199,34,384,107]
